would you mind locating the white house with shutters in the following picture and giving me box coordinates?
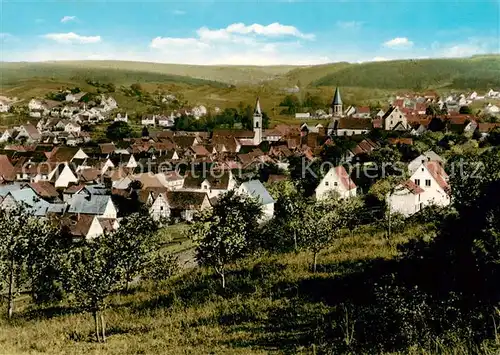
[409,161,450,208]
[315,166,357,200]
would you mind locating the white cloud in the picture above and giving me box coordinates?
[172,10,185,15]
[43,32,101,44]
[150,36,209,50]
[383,37,414,48]
[61,16,77,23]
[372,56,389,62]
[147,22,317,64]
[197,22,315,41]
[336,21,363,29]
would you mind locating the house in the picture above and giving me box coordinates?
[0,187,50,213]
[328,117,372,136]
[388,180,424,216]
[141,115,156,126]
[15,124,41,143]
[344,139,380,162]
[70,214,119,240]
[315,166,357,200]
[29,181,61,202]
[408,150,444,175]
[0,155,15,182]
[48,163,79,188]
[67,194,118,219]
[64,122,81,134]
[409,161,450,208]
[0,99,11,113]
[375,109,385,119]
[101,96,118,112]
[182,170,236,199]
[166,191,211,221]
[237,180,275,221]
[382,106,408,131]
[484,103,500,115]
[139,189,170,221]
[156,171,184,190]
[115,113,128,123]
[295,113,311,119]
[192,105,208,118]
[351,106,371,119]
[486,89,500,98]
[65,92,87,103]
[0,129,17,143]
[157,114,175,127]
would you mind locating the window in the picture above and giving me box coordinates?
[425,179,431,187]
[415,179,420,186]
[255,121,259,128]
[399,115,402,118]
[325,182,329,186]
[160,206,164,211]
[334,182,338,187]
[203,185,208,189]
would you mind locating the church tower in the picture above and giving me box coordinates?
[253,97,263,145]
[330,87,343,117]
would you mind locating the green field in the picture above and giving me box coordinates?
[0,224,425,355]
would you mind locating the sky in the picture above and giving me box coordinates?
[1,0,499,65]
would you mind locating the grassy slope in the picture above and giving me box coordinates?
[0,225,425,355]
[1,61,298,86]
[0,62,228,88]
[311,56,500,90]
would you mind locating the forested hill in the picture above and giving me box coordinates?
[309,55,500,90]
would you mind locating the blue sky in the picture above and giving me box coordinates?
[1,0,499,64]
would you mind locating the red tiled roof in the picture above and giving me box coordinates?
[0,155,15,181]
[478,122,500,133]
[388,138,413,145]
[372,119,383,129]
[29,181,59,198]
[402,180,424,195]
[335,166,356,191]
[356,106,371,114]
[425,161,449,191]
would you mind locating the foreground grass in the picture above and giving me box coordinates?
[0,224,425,355]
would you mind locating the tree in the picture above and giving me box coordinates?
[279,95,301,115]
[142,126,150,137]
[106,121,132,141]
[0,207,30,318]
[25,216,67,304]
[67,238,122,342]
[105,213,159,291]
[303,92,324,110]
[301,199,361,272]
[459,105,472,114]
[191,191,262,288]
[130,83,143,95]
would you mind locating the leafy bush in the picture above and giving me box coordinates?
[142,253,179,282]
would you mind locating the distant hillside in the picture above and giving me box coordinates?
[0,62,228,88]
[0,61,299,86]
[311,56,500,91]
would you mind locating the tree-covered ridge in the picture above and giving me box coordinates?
[312,56,500,90]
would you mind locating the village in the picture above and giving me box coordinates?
[0,85,499,241]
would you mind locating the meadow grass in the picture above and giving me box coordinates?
[0,224,423,355]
